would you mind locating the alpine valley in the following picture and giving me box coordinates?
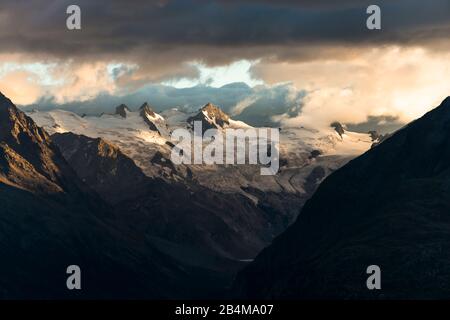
[0,90,394,298]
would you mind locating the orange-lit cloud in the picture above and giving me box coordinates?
[0,71,43,105]
[255,46,450,129]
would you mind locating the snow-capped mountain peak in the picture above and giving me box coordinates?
[330,121,345,137]
[201,103,230,127]
[187,103,230,132]
[187,102,253,132]
[139,102,169,136]
[115,104,131,118]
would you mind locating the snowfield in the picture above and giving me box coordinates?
[28,105,373,220]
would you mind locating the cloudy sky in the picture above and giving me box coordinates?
[0,0,449,131]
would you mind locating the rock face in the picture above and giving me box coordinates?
[371,131,394,148]
[330,121,345,137]
[0,93,71,194]
[139,102,169,135]
[235,97,450,299]
[115,104,130,118]
[139,102,157,118]
[52,133,149,204]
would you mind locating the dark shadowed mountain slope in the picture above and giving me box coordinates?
[52,132,292,294]
[51,132,276,265]
[52,133,148,204]
[0,92,224,299]
[235,97,450,299]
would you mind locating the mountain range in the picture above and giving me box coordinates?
[0,90,393,298]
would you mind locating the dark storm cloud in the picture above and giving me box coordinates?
[346,115,404,135]
[0,0,449,62]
